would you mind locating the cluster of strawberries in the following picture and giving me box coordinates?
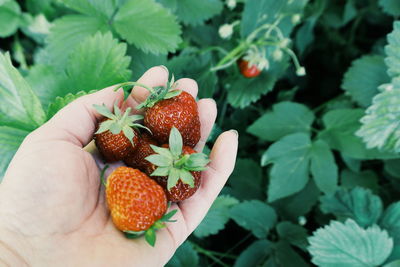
[93,78,209,246]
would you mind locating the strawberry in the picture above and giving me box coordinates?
[135,77,201,147]
[145,127,210,202]
[124,133,158,175]
[105,166,176,246]
[93,103,148,162]
[237,59,261,78]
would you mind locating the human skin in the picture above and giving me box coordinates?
[0,66,238,266]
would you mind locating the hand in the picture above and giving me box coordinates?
[0,66,238,266]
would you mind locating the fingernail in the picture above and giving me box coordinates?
[158,65,169,75]
[229,129,239,137]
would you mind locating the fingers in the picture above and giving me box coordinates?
[174,78,198,98]
[176,130,239,234]
[123,66,169,110]
[195,99,217,152]
[29,86,124,147]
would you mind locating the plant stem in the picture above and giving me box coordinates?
[211,42,248,71]
[192,243,231,267]
[116,81,155,94]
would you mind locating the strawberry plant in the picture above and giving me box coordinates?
[2,0,400,265]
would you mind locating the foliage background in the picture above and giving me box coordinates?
[2,0,400,266]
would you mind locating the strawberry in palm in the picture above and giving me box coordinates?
[145,127,210,202]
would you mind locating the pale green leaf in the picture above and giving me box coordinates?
[160,0,222,26]
[65,32,132,93]
[342,55,390,107]
[309,219,393,267]
[146,154,172,167]
[194,195,238,238]
[320,108,397,159]
[47,91,89,119]
[386,21,400,79]
[60,0,116,20]
[0,53,46,130]
[179,170,194,187]
[379,0,400,17]
[247,102,314,142]
[26,64,67,109]
[150,167,169,176]
[228,158,264,200]
[0,126,30,181]
[166,241,199,267]
[114,0,181,54]
[169,127,183,158]
[380,202,400,262]
[320,187,383,227]
[234,240,272,267]
[230,200,277,238]
[0,0,21,37]
[262,133,312,202]
[44,15,109,68]
[356,86,400,153]
[168,168,180,190]
[310,139,338,194]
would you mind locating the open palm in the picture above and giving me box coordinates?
[0,66,238,266]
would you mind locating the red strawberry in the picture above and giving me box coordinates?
[135,77,201,147]
[93,103,148,162]
[124,133,158,175]
[105,166,176,246]
[237,59,261,78]
[145,127,210,202]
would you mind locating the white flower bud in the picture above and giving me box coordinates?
[218,24,234,39]
[296,67,306,76]
[272,49,283,61]
[258,58,270,71]
[279,38,291,48]
[226,0,236,9]
[298,216,307,226]
[291,14,301,24]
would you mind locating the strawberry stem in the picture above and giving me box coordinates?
[100,165,109,187]
[115,81,156,94]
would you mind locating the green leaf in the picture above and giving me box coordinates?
[159,0,223,26]
[341,169,379,193]
[0,52,46,130]
[127,46,168,80]
[228,72,278,109]
[277,221,308,250]
[384,260,400,267]
[65,32,132,93]
[386,21,400,79]
[247,102,315,142]
[26,65,67,110]
[150,145,173,159]
[114,0,182,55]
[272,241,310,267]
[230,200,277,239]
[194,195,238,238]
[169,127,183,158]
[228,158,264,200]
[310,139,338,194]
[179,169,194,187]
[185,153,209,170]
[262,133,312,202]
[234,240,273,267]
[319,108,397,159]
[0,0,21,37]
[166,241,199,267]
[47,91,90,119]
[0,126,30,180]
[44,15,109,69]
[308,219,393,267]
[151,167,169,176]
[60,0,116,20]
[385,159,400,178]
[145,228,156,247]
[380,202,400,261]
[167,168,180,190]
[320,187,383,227]
[342,55,390,107]
[379,0,400,17]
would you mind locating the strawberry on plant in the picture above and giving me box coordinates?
[132,77,201,147]
[145,127,210,202]
[237,59,262,78]
[124,132,159,175]
[237,45,269,78]
[105,166,176,246]
[93,103,149,162]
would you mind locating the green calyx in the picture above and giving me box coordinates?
[145,127,210,191]
[124,209,177,247]
[118,75,181,110]
[93,102,150,145]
